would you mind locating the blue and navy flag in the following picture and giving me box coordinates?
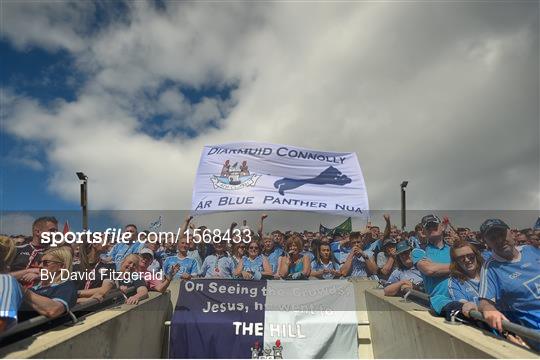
[169,279,358,359]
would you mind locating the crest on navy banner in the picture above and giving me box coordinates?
[251,340,283,359]
[211,160,261,190]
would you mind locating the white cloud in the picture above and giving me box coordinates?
[0,213,35,235]
[1,1,538,216]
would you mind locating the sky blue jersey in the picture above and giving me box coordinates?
[200,254,235,278]
[0,274,23,330]
[163,255,199,279]
[448,277,480,304]
[479,245,540,348]
[412,242,452,315]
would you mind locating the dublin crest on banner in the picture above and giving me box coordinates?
[211,160,261,190]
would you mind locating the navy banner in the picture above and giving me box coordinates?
[169,279,359,358]
[170,279,266,358]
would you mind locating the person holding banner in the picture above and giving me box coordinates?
[277,235,311,279]
[199,239,235,278]
[230,242,246,270]
[163,237,199,280]
[234,241,273,280]
[259,214,285,274]
[261,236,284,275]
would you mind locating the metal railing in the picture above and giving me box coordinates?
[402,289,540,346]
[0,287,136,342]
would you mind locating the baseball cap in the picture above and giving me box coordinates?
[421,214,441,229]
[395,240,411,255]
[480,219,509,237]
[139,248,154,258]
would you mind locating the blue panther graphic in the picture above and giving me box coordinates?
[273,166,352,195]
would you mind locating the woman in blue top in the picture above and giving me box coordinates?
[384,240,423,296]
[310,242,341,279]
[19,247,78,322]
[231,242,247,269]
[448,239,484,317]
[278,235,311,280]
[234,241,272,280]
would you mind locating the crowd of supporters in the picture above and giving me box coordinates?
[0,213,539,351]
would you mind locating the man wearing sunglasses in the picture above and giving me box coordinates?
[411,215,453,317]
[478,219,540,351]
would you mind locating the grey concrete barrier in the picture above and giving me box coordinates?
[363,288,538,358]
[0,291,170,358]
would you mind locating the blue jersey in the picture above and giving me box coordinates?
[263,246,284,273]
[242,255,264,272]
[330,242,351,264]
[347,250,375,278]
[365,239,381,253]
[311,260,340,279]
[147,259,161,273]
[481,250,492,261]
[479,246,540,341]
[0,274,23,330]
[187,249,203,270]
[386,267,423,286]
[32,280,78,311]
[157,249,177,263]
[301,250,315,262]
[163,256,199,279]
[412,242,452,315]
[408,236,422,249]
[241,255,266,280]
[448,277,480,304]
[108,242,143,269]
[200,254,235,278]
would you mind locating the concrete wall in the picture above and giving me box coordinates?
[363,288,537,359]
[1,292,170,359]
[2,281,536,358]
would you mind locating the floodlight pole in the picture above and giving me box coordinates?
[400,181,408,230]
[77,172,88,230]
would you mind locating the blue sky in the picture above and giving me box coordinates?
[0,33,234,211]
[1,39,80,210]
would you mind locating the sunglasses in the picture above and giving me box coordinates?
[248,246,259,250]
[40,259,63,266]
[456,253,476,263]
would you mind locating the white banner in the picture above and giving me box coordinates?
[192,142,369,217]
[264,280,359,359]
